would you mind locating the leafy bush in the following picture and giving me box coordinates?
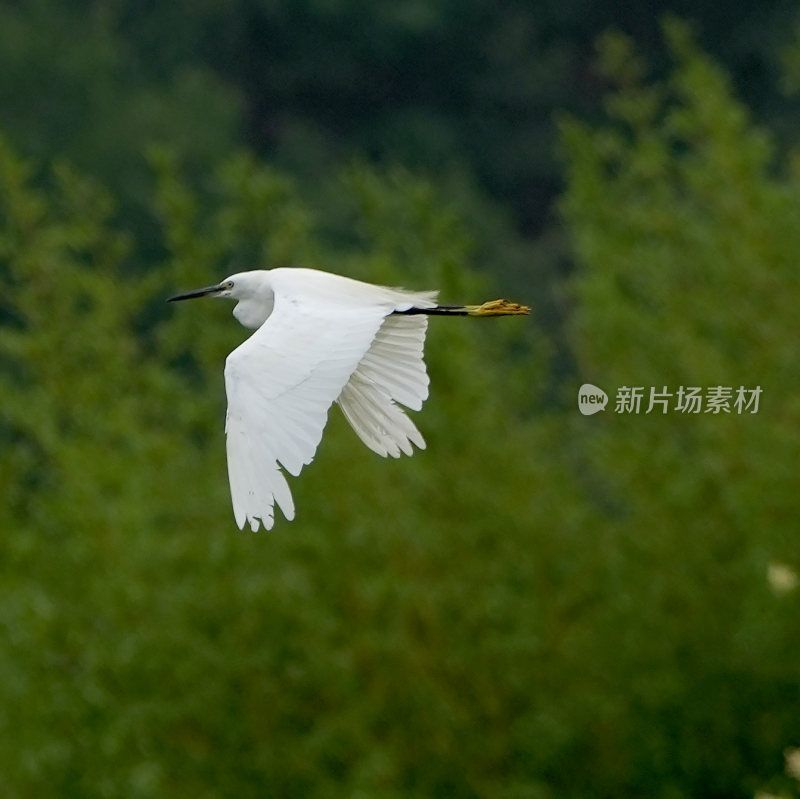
[0,23,798,798]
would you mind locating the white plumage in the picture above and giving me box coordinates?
[171,268,436,531]
[168,267,527,531]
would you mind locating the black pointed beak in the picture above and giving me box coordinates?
[167,284,225,302]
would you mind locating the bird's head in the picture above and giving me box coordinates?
[168,270,274,329]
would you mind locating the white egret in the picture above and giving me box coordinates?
[169,268,528,531]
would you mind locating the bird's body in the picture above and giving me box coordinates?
[169,268,528,531]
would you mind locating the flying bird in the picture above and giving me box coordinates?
[168,268,528,531]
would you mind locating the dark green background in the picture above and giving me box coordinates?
[1,3,798,797]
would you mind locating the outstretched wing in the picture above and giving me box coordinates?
[224,294,386,531]
[336,314,430,457]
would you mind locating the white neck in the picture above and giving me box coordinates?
[233,293,274,329]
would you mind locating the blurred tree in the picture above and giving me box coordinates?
[560,19,800,798]
[110,0,800,233]
[4,0,799,278]
[0,135,569,798]
[0,0,241,228]
[1,18,799,795]
[5,0,799,402]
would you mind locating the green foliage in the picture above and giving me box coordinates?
[0,134,561,798]
[0,1,241,220]
[1,19,799,799]
[560,21,800,798]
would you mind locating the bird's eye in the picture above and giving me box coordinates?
[225,281,234,289]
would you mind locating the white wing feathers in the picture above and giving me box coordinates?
[223,287,433,532]
[352,315,429,411]
[336,315,429,457]
[224,296,386,532]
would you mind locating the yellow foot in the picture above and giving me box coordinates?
[466,299,530,317]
